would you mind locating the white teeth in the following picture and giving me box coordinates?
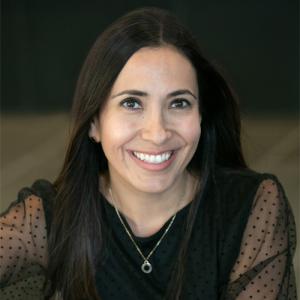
[133,151,172,164]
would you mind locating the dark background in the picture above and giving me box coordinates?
[1,0,298,116]
[1,1,299,286]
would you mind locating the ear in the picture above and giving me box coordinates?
[88,119,101,143]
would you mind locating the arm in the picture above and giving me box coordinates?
[0,193,48,298]
[225,177,297,299]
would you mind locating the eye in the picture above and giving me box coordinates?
[120,98,142,110]
[170,98,191,109]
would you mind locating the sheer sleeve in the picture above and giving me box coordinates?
[225,176,297,299]
[0,193,48,299]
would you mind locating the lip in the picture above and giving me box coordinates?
[127,149,177,171]
[129,149,174,155]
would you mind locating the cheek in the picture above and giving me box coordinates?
[180,114,201,146]
[100,115,138,151]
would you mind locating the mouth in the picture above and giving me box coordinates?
[131,150,174,164]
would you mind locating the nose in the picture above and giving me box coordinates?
[140,111,172,145]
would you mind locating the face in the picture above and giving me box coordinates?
[92,46,201,195]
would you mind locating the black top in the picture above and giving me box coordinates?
[0,168,297,299]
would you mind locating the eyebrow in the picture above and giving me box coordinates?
[111,89,197,99]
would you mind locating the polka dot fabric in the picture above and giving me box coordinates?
[0,170,297,299]
[226,178,297,299]
[0,195,48,299]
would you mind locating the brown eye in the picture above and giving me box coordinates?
[170,99,191,109]
[120,98,142,110]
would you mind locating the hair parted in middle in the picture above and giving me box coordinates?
[48,7,247,300]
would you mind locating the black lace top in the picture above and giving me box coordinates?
[0,168,297,299]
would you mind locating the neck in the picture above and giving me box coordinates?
[100,172,199,237]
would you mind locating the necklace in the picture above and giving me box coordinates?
[109,188,179,274]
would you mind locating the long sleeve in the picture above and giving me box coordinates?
[225,176,297,299]
[0,192,48,299]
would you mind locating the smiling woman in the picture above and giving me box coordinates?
[90,46,201,237]
[0,7,297,300]
[91,46,200,204]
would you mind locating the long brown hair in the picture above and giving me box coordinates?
[46,7,247,299]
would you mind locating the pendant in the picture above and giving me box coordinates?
[141,260,152,273]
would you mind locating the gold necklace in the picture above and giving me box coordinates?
[109,188,179,274]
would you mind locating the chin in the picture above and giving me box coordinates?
[133,180,174,194]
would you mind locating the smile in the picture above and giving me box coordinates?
[132,151,173,164]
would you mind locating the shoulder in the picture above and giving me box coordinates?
[215,167,278,188]
[17,179,56,202]
[214,167,282,201]
[0,193,44,230]
[212,168,294,285]
[213,167,286,224]
[1,179,56,234]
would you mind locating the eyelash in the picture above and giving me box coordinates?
[120,98,192,111]
[170,98,191,109]
[120,98,142,110]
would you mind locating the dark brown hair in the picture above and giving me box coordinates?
[46,7,247,300]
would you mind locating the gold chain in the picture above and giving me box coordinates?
[109,188,179,274]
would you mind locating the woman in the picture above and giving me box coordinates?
[0,7,297,300]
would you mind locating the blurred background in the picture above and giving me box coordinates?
[1,0,299,293]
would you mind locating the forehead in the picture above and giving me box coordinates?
[109,46,198,96]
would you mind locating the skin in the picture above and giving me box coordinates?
[90,46,201,237]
